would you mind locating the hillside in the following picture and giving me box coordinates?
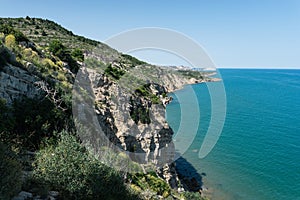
[0,17,211,200]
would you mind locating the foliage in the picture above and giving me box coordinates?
[177,70,204,79]
[135,84,161,104]
[33,131,140,200]
[129,171,171,198]
[5,34,16,48]
[129,97,151,124]
[121,54,146,66]
[76,35,98,46]
[71,48,84,62]
[22,47,39,61]
[42,58,57,70]
[0,142,22,199]
[41,30,47,36]
[49,40,66,56]
[0,24,28,42]
[49,40,79,73]
[104,64,126,80]
[1,97,72,150]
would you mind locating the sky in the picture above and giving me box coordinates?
[0,0,299,69]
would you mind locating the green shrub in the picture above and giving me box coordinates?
[177,70,204,80]
[0,142,22,199]
[9,97,71,150]
[49,40,66,56]
[33,131,139,200]
[41,30,47,36]
[121,54,146,66]
[104,64,125,80]
[71,48,84,62]
[49,40,79,73]
[135,84,161,104]
[129,171,171,197]
[129,97,151,124]
[0,24,28,43]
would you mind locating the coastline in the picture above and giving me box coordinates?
[167,76,222,93]
[166,76,222,199]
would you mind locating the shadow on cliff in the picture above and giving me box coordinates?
[175,155,204,192]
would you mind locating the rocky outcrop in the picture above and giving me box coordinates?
[73,67,183,188]
[73,66,213,190]
[0,64,42,104]
[0,61,208,191]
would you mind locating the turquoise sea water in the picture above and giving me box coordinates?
[166,69,300,200]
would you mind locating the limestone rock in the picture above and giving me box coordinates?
[0,64,42,104]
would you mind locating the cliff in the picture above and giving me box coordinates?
[0,17,215,199]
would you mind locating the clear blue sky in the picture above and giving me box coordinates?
[1,0,299,68]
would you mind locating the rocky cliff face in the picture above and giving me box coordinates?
[0,60,208,189]
[0,18,215,198]
[0,59,210,192]
[0,64,42,104]
[71,65,214,189]
[73,67,180,188]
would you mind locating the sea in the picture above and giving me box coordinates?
[166,69,300,200]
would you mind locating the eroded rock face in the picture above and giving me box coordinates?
[73,67,181,188]
[0,64,42,104]
[0,62,202,190]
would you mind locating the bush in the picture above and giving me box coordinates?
[42,58,57,70]
[33,131,139,200]
[5,34,16,48]
[71,48,84,62]
[129,172,171,197]
[49,40,66,56]
[10,97,71,150]
[135,84,161,104]
[49,40,79,73]
[0,142,22,199]
[57,72,67,81]
[121,54,146,66]
[22,48,39,62]
[41,30,47,36]
[104,64,125,80]
[0,24,28,43]
[129,96,151,124]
